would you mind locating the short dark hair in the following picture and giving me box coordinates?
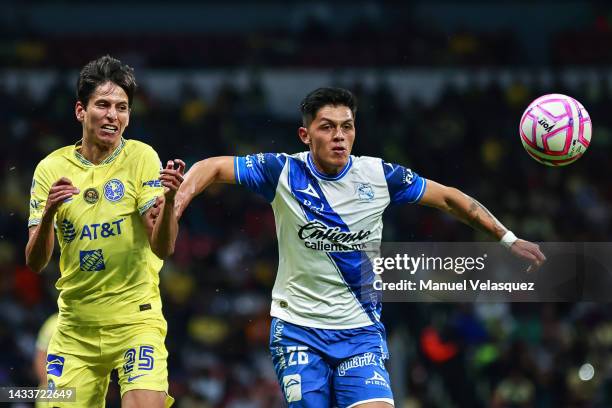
[300,87,357,126]
[76,55,137,108]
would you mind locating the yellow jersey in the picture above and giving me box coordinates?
[29,138,165,326]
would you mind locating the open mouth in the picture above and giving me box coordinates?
[100,124,119,135]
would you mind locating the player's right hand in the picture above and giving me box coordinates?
[43,177,80,216]
[510,239,546,273]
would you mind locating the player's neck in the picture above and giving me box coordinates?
[310,155,344,176]
[79,138,120,165]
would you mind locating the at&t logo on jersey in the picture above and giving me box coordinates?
[104,179,125,202]
[80,219,125,240]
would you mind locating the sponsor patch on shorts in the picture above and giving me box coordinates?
[46,354,65,377]
[283,374,302,402]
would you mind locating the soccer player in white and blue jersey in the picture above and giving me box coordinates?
[175,88,546,408]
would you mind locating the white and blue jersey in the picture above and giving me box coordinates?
[236,151,425,407]
[235,152,426,330]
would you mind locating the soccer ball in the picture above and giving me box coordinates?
[519,94,591,166]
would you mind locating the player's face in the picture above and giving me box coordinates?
[75,81,130,149]
[299,105,355,175]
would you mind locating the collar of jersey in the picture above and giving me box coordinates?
[74,137,126,166]
[306,152,353,181]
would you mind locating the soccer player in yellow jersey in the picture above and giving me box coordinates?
[25,56,184,408]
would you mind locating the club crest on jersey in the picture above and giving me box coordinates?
[356,182,375,202]
[104,179,125,202]
[83,187,99,204]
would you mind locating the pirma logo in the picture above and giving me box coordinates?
[365,371,389,388]
[46,354,65,376]
[296,183,320,199]
[282,374,302,402]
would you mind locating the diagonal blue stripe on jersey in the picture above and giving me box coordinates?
[288,158,381,324]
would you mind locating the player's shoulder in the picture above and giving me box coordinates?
[36,145,75,170]
[351,154,385,170]
[288,151,308,162]
[123,139,159,157]
[246,152,291,166]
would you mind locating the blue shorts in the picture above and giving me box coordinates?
[269,318,394,408]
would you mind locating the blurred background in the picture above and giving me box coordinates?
[1,1,612,407]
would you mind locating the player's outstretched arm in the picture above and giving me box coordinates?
[419,179,546,271]
[25,177,79,273]
[145,159,185,259]
[174,156,236,219]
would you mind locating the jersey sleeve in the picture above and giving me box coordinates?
[137,148,164,215]
[382,160,427,204]
[28,161,54,227]
[234,153,287,202]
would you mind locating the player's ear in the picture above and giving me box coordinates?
[75,101,85,122]
[298,127,310,145]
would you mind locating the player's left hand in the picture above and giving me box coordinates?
[509,239,546,272]
[160,159,185,202]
